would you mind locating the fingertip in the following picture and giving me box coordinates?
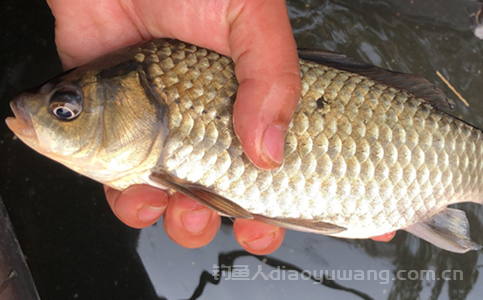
[164,193,221,248]
[371,231,396,242]
[233,219,285,255]
[105,185,168,229]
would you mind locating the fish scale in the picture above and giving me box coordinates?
[128,40,483,239]
[7,39,483,252]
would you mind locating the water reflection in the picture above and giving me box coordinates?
[138,0,483,299]
[188,250,374,300]
[290,0,483,127]
[138,212,481,299]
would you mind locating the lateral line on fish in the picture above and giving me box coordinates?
[436,70,469,107]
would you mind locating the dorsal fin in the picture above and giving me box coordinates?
[298,48,456,111]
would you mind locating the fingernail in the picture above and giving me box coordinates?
[138,205,166,222]
[243,232,275,250]
[181,209,213,233]
[262,125,285,167]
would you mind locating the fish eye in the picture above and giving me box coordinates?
[49,85,83,121]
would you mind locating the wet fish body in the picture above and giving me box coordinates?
[7,39,483,253]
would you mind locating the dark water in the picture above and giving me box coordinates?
[1,0,483,299]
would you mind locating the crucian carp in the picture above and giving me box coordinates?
[7,39,483,253]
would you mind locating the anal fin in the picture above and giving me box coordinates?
[149,172,253,219]
[405,208,482,253]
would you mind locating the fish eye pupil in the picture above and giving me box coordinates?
[53,107,74,119]
[49,86,83,121]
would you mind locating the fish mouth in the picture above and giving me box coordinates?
[5,99,37,141]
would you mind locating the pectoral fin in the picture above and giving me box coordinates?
[405,208,482,253]
[149,172,253,219]
[148,172,346,234]
[254,214,346,234]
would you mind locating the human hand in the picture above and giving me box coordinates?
[47,0,299,255]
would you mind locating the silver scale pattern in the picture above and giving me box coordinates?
[137,40,483,237]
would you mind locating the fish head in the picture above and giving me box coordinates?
[7,72,101,164]
[6,54,165,189]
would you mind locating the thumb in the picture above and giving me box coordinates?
[227,0,301,169]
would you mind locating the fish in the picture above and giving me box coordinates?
[6,39,483,253]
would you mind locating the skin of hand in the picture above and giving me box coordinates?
[47,0,394,255]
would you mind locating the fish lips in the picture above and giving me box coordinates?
[6,96,38,143]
